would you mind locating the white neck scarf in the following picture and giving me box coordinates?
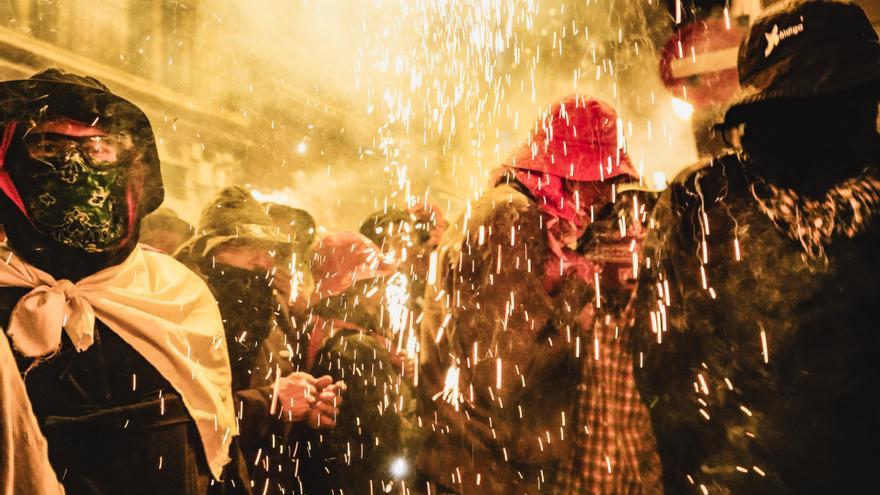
[0,244,236,480]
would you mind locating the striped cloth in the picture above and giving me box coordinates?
[559,310,663,494]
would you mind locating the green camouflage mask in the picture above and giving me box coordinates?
[11,128,137,253]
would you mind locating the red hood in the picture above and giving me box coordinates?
[309,231,398,299]
[503,95,637,182]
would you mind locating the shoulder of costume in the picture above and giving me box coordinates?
[470,185,537,225]
[643,152,743,259]
[665,151,747,211]
[436,184,541,265]
[454,186,539,249]
[139,246,209,281]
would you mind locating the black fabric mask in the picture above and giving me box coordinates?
[740,91,880,193]
[205,263,275,390]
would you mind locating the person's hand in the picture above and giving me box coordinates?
[276,372,317,422]
[305,378,345,430]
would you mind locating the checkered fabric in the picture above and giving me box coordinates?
[558,312,663,494]
[751,164,880,261]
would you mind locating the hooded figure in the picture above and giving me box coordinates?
[298,231,421,494]
[176,186,341,495]
[139,207,195,254]
[0,69,243,494]
[418,95,661,494]
[265,203,316,252]
[633,2,880,493]
[265,202,317,313]
[359,206,441,336]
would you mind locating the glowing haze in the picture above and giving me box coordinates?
[15,0,700,228]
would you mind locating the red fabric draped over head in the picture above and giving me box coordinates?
[309,231,398,300]
[494,95,639,291]
[0,123,26,217]
[505,95,637,182]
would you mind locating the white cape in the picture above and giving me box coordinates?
[0,244,236,479]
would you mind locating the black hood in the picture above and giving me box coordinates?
[0,68,164,279]
[0,68,164,215]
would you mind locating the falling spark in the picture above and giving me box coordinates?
[269,365,281,415]
[433,364,463,411]
[427,251,439,285]
[632,251,639,279]
[697,373,709,395]
[760,327,769,364]
[385,273,411,336]
[435,314,452,343]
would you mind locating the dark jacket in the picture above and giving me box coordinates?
[183,260,310,495]
[3,287,249,495]
[417,184,586,494]
[633,152,880,494]
[294,316,420,495]
[298,231,422,495]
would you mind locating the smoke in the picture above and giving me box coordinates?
[4,0,699,229]
[212,0,697,228]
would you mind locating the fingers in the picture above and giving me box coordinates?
[314,390,340,408]
[279,395,314,423]
[317,417,336,428]
[306,409,338,429]
[286,371,314,383]
[301,380,346,430]
[316,383,345,405]
[304,383,318,397]
[279,380,317,398]
[312,375,334,389]
[311,400,338,416]
[312,386,342,414]
[279,393,315,415]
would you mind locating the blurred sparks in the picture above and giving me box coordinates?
[19,0,755,490]
[219,0,696,227]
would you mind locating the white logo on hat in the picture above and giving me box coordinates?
[764,25,781,56]
[764,21,805,57]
